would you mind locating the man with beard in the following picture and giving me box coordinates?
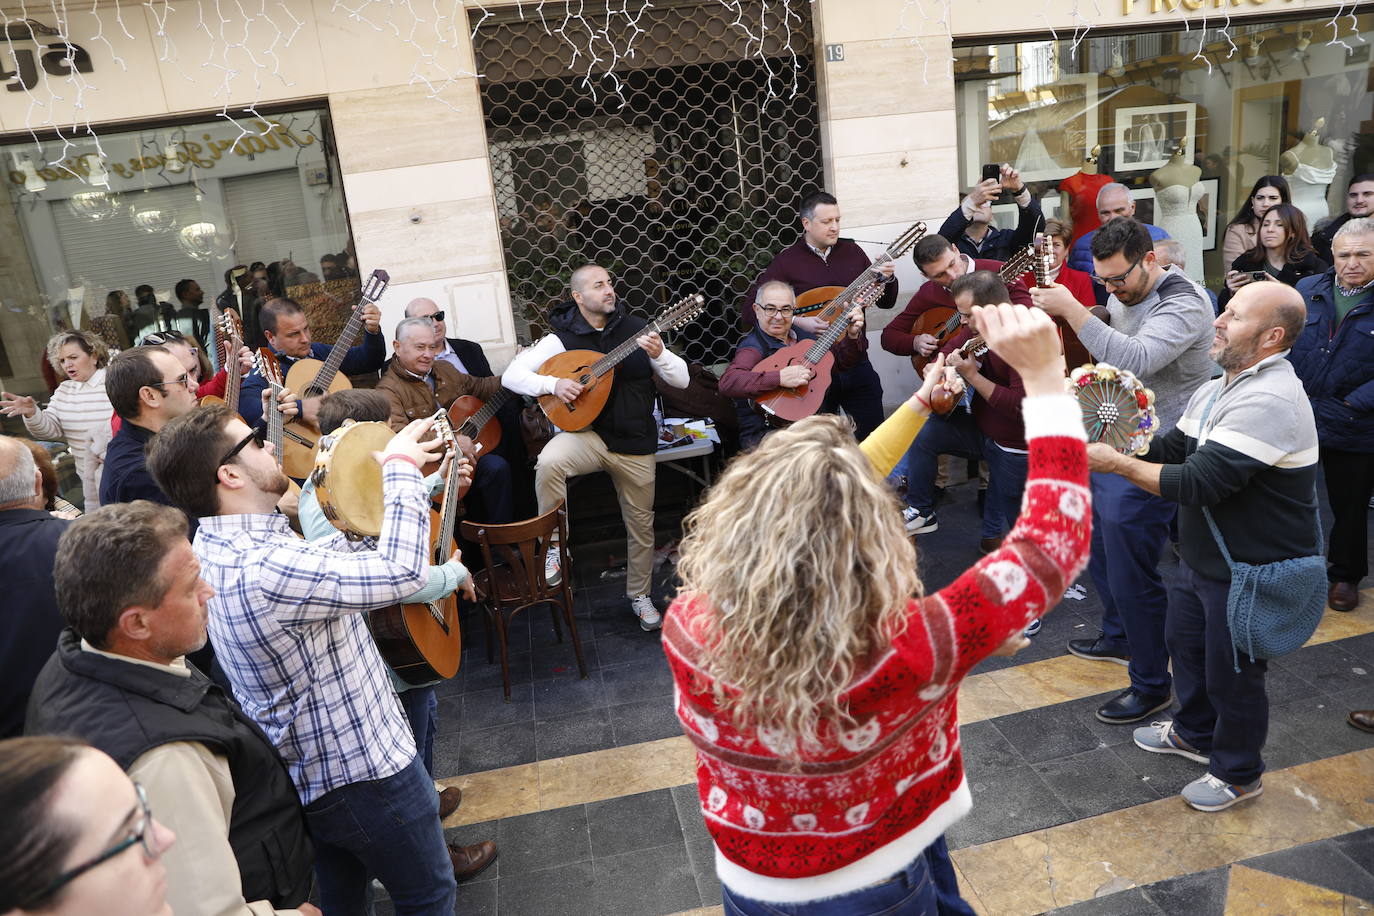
[1032,217,1215,726]
[1085,282,1317,812]
[147,406,497,913]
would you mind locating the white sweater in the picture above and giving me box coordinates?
[24,368,113,510]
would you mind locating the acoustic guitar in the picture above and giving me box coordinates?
[537,293,706,432]
[1030,233,1095,371]
[368,410,465,684]
[251,349,305,508]
[199,307,245,417]
[929,333,990,416]
[791,221,927,321]
[751,282,887,426]
[908,245,1036,375]
[448,389,516,461]
[280,268,391,479]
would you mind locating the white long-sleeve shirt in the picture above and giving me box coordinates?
[24,368,112,510]
[502,331,689,397]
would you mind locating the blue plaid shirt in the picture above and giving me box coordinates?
[193,461,430,803]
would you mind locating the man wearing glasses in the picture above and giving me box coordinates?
[1032,217,1215,726]
[720,280,867,449]
[26,501,318,916]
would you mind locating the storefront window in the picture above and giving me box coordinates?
[956,15,1374,288]
[0,106,356,400]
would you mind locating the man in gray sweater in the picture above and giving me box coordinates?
[1034,217,1215,724]
[1086,282,1318,811]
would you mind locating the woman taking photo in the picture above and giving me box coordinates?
[0,330,113,510]
[1222,175,1291,264]
[664,304,1091,915]
[1221,202,1329,308]
[0,736,176,915]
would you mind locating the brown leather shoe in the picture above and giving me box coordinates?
[1349,710,1374,734]
[1329,581,1360,612]
[448,840,498,881]
[979,536,1004,555]
[437,786,462,820]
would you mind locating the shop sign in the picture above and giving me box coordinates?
[1,21,93,93]
[1123,0,1297,14]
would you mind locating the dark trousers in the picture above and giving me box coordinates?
[723,850,938,915]
[303,756,456,915]
[1321,447,1374,584]
[466,453,514,524]
[400,686,439,776]
[1089,472,1175,696]
[903,411,1024,538]
[1166,563,1269,785]
[822,360,885,441]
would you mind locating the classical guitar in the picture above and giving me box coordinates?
[369,410,465,684]
[929,333,990,416]
[280,268,391,479]
[752,282,886,426]
[791,222,927,320]
[1030,233,1095,371]
[251,348,305,508]
[537,293,706,432]
[448,389,516,460]
[199,307,245,417]
[908,245,1036,375]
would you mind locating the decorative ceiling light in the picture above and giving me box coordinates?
[164,140,187,174]
[128,192,175,233]
[177,218,235,261]
[16,156,46,193]
[67,189,117,220]
[84,153,110,189]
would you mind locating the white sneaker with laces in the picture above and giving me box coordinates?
[544,545,562,587]
[1181,773,1262,812]
[630,595,662,631]
[902,506,938,534]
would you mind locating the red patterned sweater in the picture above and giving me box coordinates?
[663,395,1090,903]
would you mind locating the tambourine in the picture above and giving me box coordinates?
[1068,363,1157,455]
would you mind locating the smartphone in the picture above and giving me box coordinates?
[1249,271,1270,283]
[981,163,1000,184]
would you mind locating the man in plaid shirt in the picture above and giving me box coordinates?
[149,405,496,914]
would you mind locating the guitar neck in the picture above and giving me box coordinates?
[433,456,462,562]
[800,311,856,365]
[812,261,884,323]
[588,309,690,377]
[310,300,371,395]
[459,388,514,438]
[225,337,243,414]
[265,385,285,464]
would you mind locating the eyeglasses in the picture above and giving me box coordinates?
[1090,256,1146,289]
[756,305,795,317]
[142,331,200,355]
[419,311,445,323]
[30,783,164,905]
[219,424,266,467]
[147,372,193,393]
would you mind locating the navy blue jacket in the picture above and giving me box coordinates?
[0,508,70,737]
[100,422,170,507]
[238,332,386,427]
[937,196,1044,264]
[1290,270,1374,451]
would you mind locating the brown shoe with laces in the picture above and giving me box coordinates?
[437,786,462,820]
[448,840,498,881]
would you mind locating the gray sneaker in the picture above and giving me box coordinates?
[1133,721,1209,764]
[1181,773,1262,812]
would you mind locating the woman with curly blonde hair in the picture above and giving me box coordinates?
[0,331,112,510]
[664,305,1093,915]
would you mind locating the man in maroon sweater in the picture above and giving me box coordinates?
[900,272,1030,560]
[738,191,896,439]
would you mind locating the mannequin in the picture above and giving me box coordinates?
[1149,141,1206,284]
[1282,117,1337,231]
[1058,145,1112,246]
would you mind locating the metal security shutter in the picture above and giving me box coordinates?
[53,185,216,315]
[222,170,313,271]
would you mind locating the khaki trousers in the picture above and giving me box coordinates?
[535,429,657,598]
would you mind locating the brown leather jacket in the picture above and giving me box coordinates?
[375,359,503,431]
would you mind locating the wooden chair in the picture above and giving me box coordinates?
[460,502,588,701]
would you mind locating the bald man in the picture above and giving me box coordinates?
[0,436,72,737]
[1067,183,1170,298]
[1087,282,1318,812]
[502,263,689,631]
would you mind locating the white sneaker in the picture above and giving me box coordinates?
[902,506,938,534]
[544,545,562,586]
[630,595,662,631]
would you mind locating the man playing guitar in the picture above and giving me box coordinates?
[739,191,894,439]
[501,264,689,631]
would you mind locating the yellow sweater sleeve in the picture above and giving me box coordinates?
[859,402,928,477]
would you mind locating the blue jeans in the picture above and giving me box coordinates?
[903,412,1022,538]
[722,853,938,916]
[1166,563,1269,785]
[1088,473,1175,696]
[302,756,456,916]
[400,686,438,776]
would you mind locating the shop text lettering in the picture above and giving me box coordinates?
[1123,0,1296,14]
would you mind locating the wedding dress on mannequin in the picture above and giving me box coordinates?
[1283,118,1337,231]
[1150,144,1206,284]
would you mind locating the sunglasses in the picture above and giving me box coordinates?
[419,311,445,323]
[219,424,266,467]
[142,330,200,354]
[147,371,193,393]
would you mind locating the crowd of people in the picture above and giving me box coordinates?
[0,162,1372,915]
